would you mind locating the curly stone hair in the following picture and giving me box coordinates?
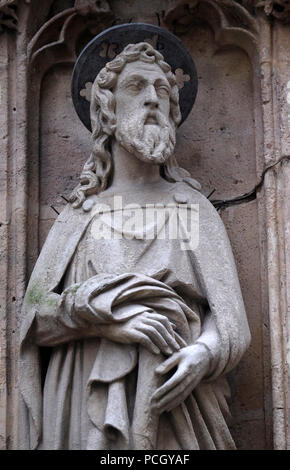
[69,42,192,208]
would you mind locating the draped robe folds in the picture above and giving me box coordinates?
[19,181,251,450]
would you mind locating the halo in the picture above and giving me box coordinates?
[71,23,198,131]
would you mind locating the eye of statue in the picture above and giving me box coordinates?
[156,85,170,98]
[125,80,144,93]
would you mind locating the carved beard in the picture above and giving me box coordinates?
[115,109,176,164]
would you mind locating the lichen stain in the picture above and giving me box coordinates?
[26,284,45,306]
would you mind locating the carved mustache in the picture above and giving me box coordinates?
[141,110,168,128]
[144,112,159,125]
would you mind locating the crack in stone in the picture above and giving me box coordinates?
[211,155,290,211]
[50,157,290,215]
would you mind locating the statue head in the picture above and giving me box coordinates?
[110,44,181,165]
[70,42,190,208]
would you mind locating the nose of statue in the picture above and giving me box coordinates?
[144,84,158,109]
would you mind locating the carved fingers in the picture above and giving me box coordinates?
[152,374,194,414]
[137,311,180,354]
[123,311,180,355]
[151,344,211,414]
[99,310,180,356]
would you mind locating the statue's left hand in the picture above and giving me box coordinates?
[150,343,211,414]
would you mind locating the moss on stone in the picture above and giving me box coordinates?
[26,283,45,305]
[70,284,80,294]
[47,297,58,307]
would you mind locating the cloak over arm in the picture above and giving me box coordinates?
[19,203,92,448]
[182,183,251,380]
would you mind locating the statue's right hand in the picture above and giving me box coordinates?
[99,311,181,356]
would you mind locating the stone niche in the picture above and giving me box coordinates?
[5,0,290,450]
[33,4,267,450]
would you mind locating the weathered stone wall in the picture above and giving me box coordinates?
[1,0,290,450]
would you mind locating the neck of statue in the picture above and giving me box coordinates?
[108,139,162,192]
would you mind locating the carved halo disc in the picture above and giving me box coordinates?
[71,23,198,131]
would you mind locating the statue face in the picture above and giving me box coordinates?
[115,61,171,121]
[113,60,176,164]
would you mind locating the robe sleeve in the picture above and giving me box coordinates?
[25,281,103,347]
[181,184,251,380]
[19,203,101,347]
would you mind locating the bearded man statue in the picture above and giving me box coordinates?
[19,30,251,450]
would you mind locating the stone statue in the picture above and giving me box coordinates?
[19,28,251,450]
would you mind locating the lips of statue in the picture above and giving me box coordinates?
[145,113,158,125]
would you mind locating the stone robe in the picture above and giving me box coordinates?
[19,180,251,450]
